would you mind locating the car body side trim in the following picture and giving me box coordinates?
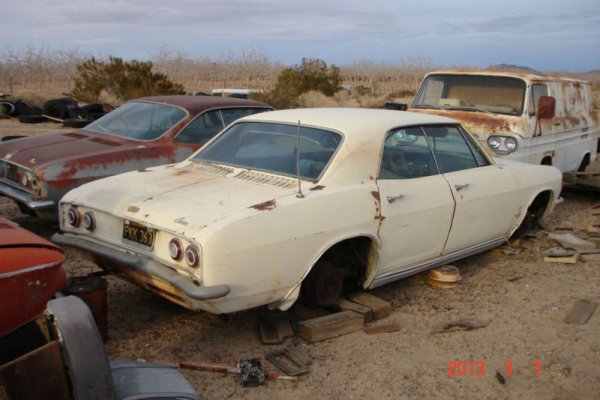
[369,237,506,288]
[51,233,230,301]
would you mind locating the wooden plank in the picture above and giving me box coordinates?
[364,322,401,335]
[543,255,579,264]
[564,300,598,324]
[298,311,364,342]
[293,304,330,321]
[329,298,373,323]
[349,292,391,320]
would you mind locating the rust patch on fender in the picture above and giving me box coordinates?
[127,206,139,213]
[250,199,277,211]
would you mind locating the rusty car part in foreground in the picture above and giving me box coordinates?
[0,95,271,220]
[0,218,65,338]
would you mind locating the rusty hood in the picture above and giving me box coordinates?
[0,131,135,169]
[409,108,525,138]
[63,162,295,234]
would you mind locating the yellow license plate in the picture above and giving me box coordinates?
[122,220,155,248]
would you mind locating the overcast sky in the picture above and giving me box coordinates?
[2,0,599,72]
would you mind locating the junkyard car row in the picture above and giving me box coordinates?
[52,108,562,313]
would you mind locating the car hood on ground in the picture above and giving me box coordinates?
[0,131,136,169]
[64,162,296,234]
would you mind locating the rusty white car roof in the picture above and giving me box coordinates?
[240,108,460,140]
[425,69,588,84]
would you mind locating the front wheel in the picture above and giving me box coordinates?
[302,260,343,307]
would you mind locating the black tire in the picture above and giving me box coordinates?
[577,154,590,172]
[67,106,92,121]
[82,103,105,114]
[62,118,91,128]
[14,99,42,116]
[0,100,16,116]
[43,99,72,119]
[58,97,77,107]
[302,260,343,307]
[19,115,46,124]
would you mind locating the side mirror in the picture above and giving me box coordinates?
[537,96,555,119]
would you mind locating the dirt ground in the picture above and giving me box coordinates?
[1,118,599,399]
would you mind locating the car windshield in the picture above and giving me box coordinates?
[85,101,187,141]
[192,121,342,180]
[412,74,526,116]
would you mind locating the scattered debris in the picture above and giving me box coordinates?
[259,312,294,344]
[266,349,311,376]
[563,172,600,189]
[294,304,330,321]
[428,265,461,289]
[147,357,299,386]
[507,276,523,282]
[543,254,580,264]
[563,300,598,324]
[495,370,506,385]
[329,298,373,323]
[547,232,597,250]
[298,310,364,342]
[537,246,577,257]
[348,292,391,319]
[364,322,401,335]
[431,319,490,334]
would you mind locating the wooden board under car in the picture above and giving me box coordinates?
[298,310,364,342]
[348,292,391,320]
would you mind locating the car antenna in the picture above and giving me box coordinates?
[296,120,305,198]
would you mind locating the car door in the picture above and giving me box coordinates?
[423,125,520,254]
[376,126,455,274]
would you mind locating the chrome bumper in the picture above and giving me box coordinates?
[52,233,231,301]
[0,182,55,210]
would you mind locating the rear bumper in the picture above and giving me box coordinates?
[52,233,231,303]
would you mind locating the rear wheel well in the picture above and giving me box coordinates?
[512,190,553,238]
[301,237,376,305]
[541,157,552,166]
[578,153,591,172]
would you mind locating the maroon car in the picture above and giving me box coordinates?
[0,218,66,338]
[0,96,272,220]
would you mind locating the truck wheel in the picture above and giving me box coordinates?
[577,154,590,172]
[302,260,343,307]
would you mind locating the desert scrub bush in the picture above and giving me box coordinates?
[386,88,416,100]
[70,57,185,102]
[254,58,342,109]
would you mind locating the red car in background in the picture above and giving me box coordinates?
[0,96,272,220]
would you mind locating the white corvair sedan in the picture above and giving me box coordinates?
[53,109,562,314]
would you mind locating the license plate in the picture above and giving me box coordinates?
[122,220,155,248]
[6,164,18,182]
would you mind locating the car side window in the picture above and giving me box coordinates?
[378,127,438,179]
[423,126,480,173]
[175,110,225,144]
[529,84,548,115]
[221,108,269,126]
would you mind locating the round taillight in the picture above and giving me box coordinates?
[67,207,80,227]
[83,211,96,231]
[185,245,200,268]
[169,239,183,261]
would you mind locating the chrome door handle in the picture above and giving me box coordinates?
[386,194,404,203]
[454,183,470,191]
